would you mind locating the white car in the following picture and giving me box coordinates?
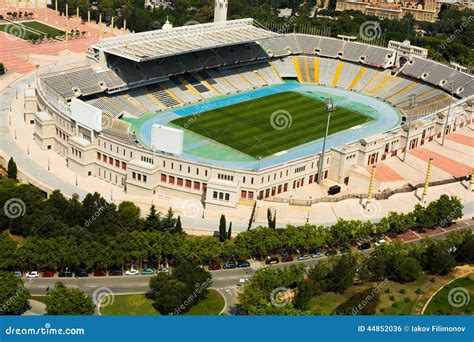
[311,252,324,258]
[298,254,311,261]
[375,239,387,247]
[156,267,170,274]
[125,269,139,276]
[26,271,39,278]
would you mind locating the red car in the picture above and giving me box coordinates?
[208,263,222,271]
[281,256,294,263]
[93,270,107,277]
[42,271,55,277]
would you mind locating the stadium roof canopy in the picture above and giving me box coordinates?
[91,19,278,62]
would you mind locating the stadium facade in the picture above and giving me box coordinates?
[31,19,473,208]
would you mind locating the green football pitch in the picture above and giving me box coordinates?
[171,91,371,158]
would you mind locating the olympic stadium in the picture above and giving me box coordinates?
[32,18,473,208]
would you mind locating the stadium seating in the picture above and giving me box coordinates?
[364,46,392,67]
[341,42,368,63]
[318,37,344,58]
[295,34,319,55]
[96,70,126,90]
[41,30,471,123]
[147,83,182,108]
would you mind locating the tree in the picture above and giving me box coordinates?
[456,231,474,264]
[45,282,94,315]
[0,272,29,315]
[171,262,211,301]
[294,280,315,311]
[162,207,177,231]
[227,222,232,240]
[153,279,191,315]
[248,201,256,230]
[7,157,17,180]
[219,214,227,242]
[420,239,455,275]
[144,205,162,231]
[328,252,358,293]
[267,208,276,229]
[150,262,211,315]
[117,201,141,231]
[397,257,422,282]
[0,62,5,75]
[174,216,183,234]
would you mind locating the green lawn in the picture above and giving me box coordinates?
[100,289,225,316]
[307,272,471,315]
[22,21,64,37]
[0,23,40,40]
[424,276,473,315]
[0,21,63,40]
[171,91,370,157]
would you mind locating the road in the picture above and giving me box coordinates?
[23,222,473,313]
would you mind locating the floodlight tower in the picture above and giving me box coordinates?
[403,94,416,162]
[317,97,335,184]
[441,81,454,146]
[214,0,228,23]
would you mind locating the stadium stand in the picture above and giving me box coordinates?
[341,42,368,63]
[318,37,344,58]
[147,83,182,108]
[425,62,456,86]
[295,34,319,55]
[364,46,392,67]
[39,21,472,124]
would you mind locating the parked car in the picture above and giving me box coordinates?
[75,270,88,277]
[339,246,350,254]
[42,271,55,278]
[298,254,311,261]
[237,278,249,286]
[140,268,155,275]
[357,242,371,250]
[223,262,237,269]
[93,270,107,277]
[156,267,170,274]
[281,256,294,263]
[26,271,39,278]
[108,269,123,276]
[311,251,324,258]
[58,270,73,278]
[125,269,139,276]
[13,271,22,277]
[375,239,386,247]
[237,261,250,268]
[208,263,221,271]
[325,250,338,257]
[265,257,279,265]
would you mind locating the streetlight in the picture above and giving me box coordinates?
[441,81,454,146]
[403,94,416,162]
[256,155,262,171]
[317,97,334,184]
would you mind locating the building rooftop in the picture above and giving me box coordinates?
[91,19,277,62]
